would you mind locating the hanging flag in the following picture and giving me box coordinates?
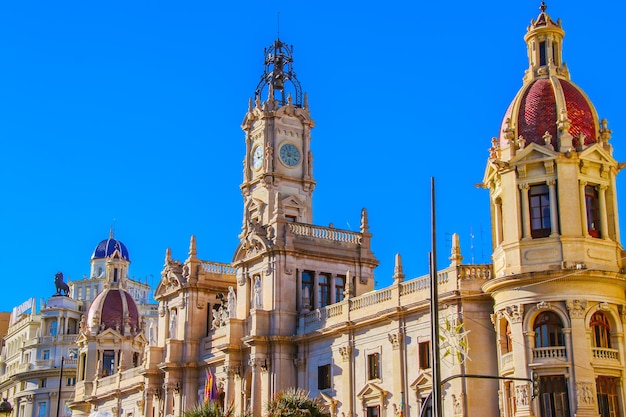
[204,368,213,403]
[204,368,219,403]
[210,369,219,402]
[398,396,403,417]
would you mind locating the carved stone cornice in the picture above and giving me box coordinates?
[536,301,551,311]
[498,304,523,324]
[388,332,402,350]
[339,346,352,362]
[223,365,241,378]
[293,358,306,370]
[566,299,588,319]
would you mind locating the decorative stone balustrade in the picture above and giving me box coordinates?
[351,288,393,311]
[201,261,237,275]
[458,265,492,280]
[532,346,567,360]
[289,223,362,244]
[300,265,492,334]
[592,347,619,361]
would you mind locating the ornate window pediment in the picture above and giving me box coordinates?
[357,382,388,410]
[410,370,433,398]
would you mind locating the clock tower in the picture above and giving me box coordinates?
[240,38,315,228]
[228,38,378,415]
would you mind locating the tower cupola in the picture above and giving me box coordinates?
[255,39,303,107]
[483,4,622,278]
[523,2,567,82]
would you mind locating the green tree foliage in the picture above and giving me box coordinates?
[184,401,233,417]
[266,388,329,417]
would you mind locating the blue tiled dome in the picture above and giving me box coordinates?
[91,237,131,262]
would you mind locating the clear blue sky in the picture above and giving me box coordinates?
[1,1,625,312]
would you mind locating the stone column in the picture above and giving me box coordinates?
[296,270,302,311]
[598,185,609,240]
[566,299,597,416]
[224,365,240,410]
[494,197,503,245]
[313,272,319,310]
[249,358,262,417]
[501,305,533,417]
[548,180,559,236]
[388,331,404,416]
[339,345,353,417]
[519,184,531,239]
[579,181,590,237]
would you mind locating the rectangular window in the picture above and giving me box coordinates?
[539,41,547,66]
[42,350,50,360]
[597,376,619,417]
[40,379,46,388]
[530,184,551,238]
[539,376,570,417]
[366,406,380,417]
[367,353,380,380]
[66,377,76,387]
[335,275,346,303]
[103,350,116,376]
[419,341,431,370]
[302,271,314,308]
[585,185,600,238]
[318,274,331,308]
[318,364,331,390]
[37,402,47,417]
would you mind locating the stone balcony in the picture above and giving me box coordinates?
[532,346,567,363]
[299,264,491,334]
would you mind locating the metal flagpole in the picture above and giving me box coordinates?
[430,177,442,417]
[56,357,64,417]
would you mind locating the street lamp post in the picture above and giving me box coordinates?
[56,357,65,417]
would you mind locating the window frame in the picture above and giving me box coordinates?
[317,364,331,391]
[366,405,380,417]
[590,312,611,348]
[301,270,314,308]
[597,376,620,417]
[529,183,551,238]
[367,352,380,380]
[585,185,601,238]
[539,375,570,417]
[335,275,346,303]
[318,273,331,308]
[419,341,431,370]
[534,312,564,348]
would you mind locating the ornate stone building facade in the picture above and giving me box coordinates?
[482,5,626,417]
[0,236,157,417]
[6,4,626,417]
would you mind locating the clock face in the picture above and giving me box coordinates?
[252,146,264,170]
[279,143,300,167]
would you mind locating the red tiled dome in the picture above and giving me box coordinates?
[499,78,597,149]
[87,288,140,334]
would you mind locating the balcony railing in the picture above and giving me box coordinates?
[288,223,362,245]
[533,346,567,360]
[592,347,619,361]
[200,261,236,275]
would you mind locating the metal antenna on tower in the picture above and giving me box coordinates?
[470,226,475,264]
[277,12,280,38]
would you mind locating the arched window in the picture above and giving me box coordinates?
[534,312,564,347]
[590,312,611,348]
[49,321,58,337]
